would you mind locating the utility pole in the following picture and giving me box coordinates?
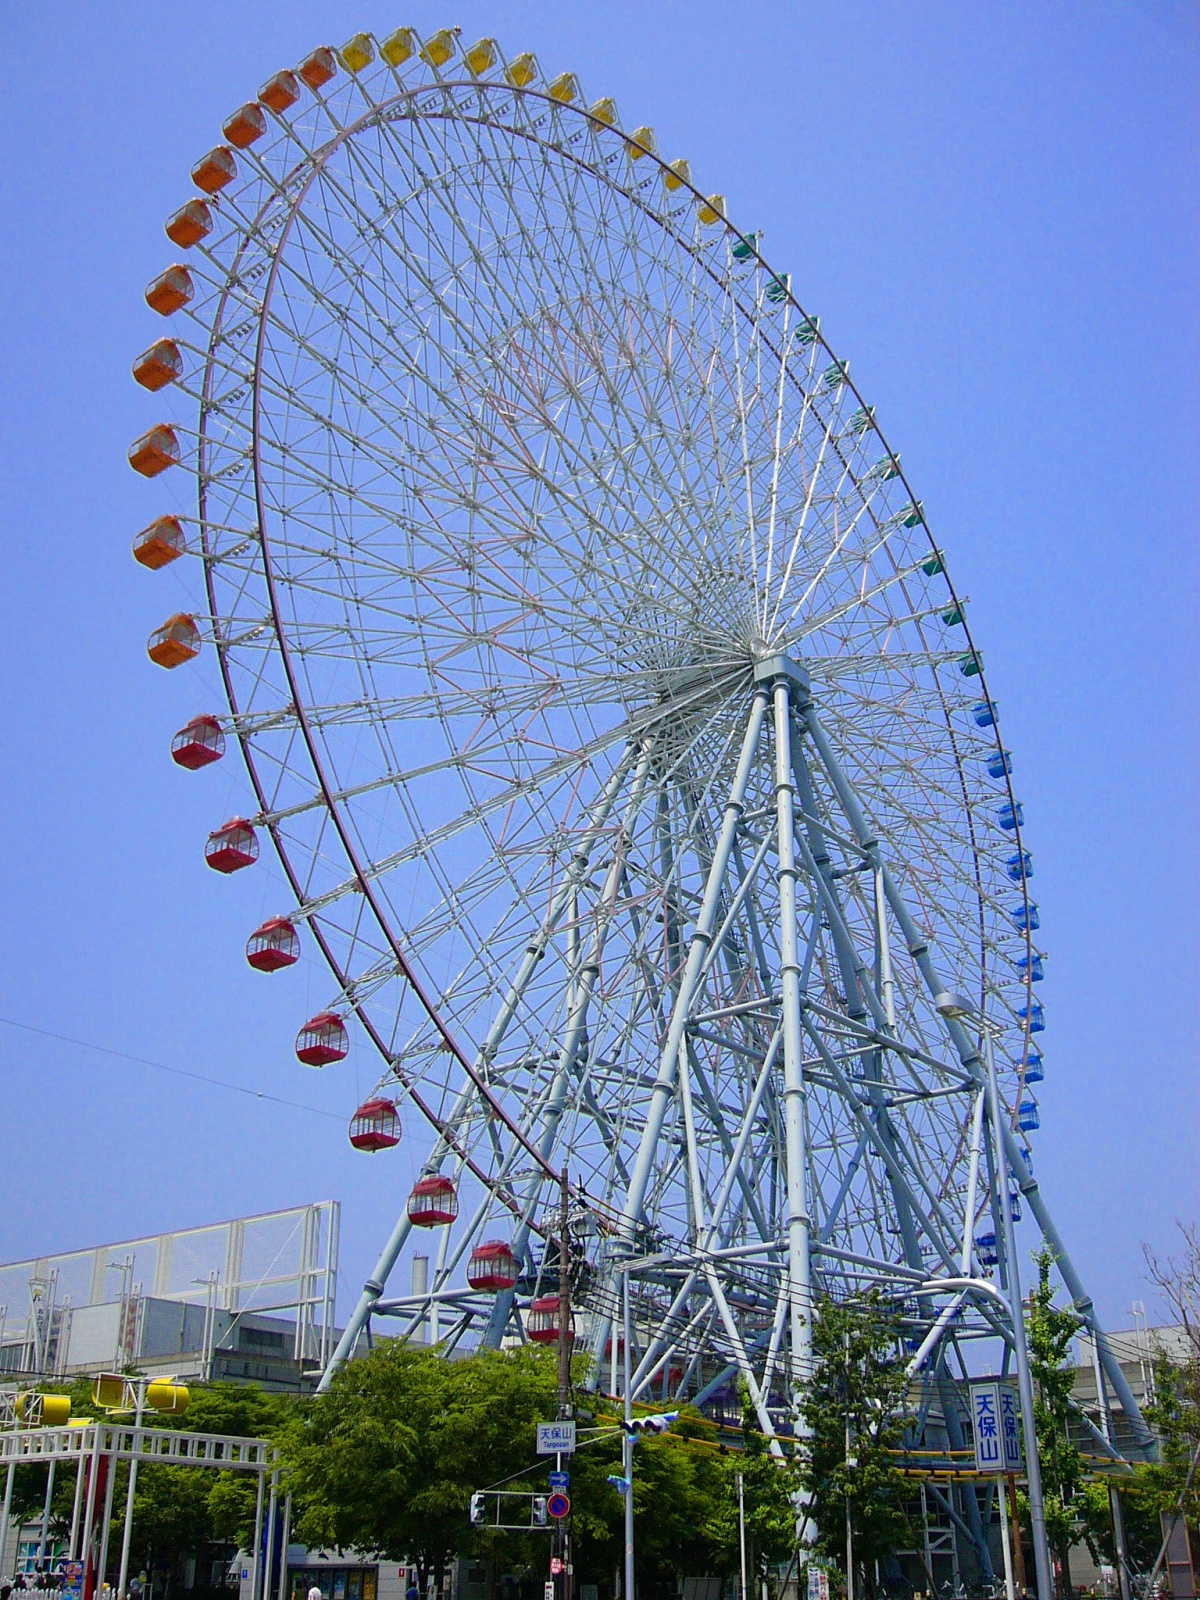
[737,1471,748,1600]
[556,1170,573,1600]
[623,1263,634,1600]
[844,1329,854,1600]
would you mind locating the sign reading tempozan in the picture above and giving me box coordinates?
[537,1421,577,1455]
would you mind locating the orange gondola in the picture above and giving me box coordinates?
[133,515,186,570]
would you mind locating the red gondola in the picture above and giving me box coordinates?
[171,714,225,769]
[407,1175,459,1228]
[348,1098,401,1152]
[246,916,300,972]
[204,818,258,873]
[526,1295,573,1345]
[295,1012,349,1067]
[467,1241,519,1293]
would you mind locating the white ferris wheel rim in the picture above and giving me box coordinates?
[150,42,1037,1267]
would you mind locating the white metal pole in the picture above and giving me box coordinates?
[276,1495,291,1600]
[39,1458,57,1573]
[264,1472,279,1600]
[0,1459,15,1580]
[69,1449,86,1562]
[116,1384,146,1600]
[770,678,812,1411]
[249,1469,266,1600]
[81,1426,102,1593]
[998,1472,1017,1600]
[623,1265,634,1600]
[737,1472,748,1600]
[97,1445,118,1599]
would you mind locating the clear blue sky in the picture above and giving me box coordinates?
[0,1,1195,1332]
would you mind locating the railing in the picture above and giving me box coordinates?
[0,1423,270,1469]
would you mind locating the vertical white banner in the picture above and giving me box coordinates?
[970,1381,1004,1473]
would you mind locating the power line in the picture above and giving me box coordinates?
[0,1014,343,1122]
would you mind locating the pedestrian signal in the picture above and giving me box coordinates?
[532,1496,548,1526]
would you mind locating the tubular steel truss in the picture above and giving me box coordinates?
[132,26,1149,1524]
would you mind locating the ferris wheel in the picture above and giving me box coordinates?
[129,25,1147,1456]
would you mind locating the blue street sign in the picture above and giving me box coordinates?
[549,1471,570,1491]
[546,1492,571,1519]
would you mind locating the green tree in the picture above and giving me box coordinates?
[1025,1248,1089,1588]
[797,1292,912,1590]
[278,1341,559,1598]
[701,1389,801,1588]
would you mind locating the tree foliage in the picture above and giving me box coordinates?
[796,1292,912,1580]
[278,1342,558,1594]
[1025,1248,1089,1576]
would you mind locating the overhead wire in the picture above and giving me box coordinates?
[0,1014,343,1122]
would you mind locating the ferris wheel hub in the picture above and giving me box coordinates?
[751,652,810,694]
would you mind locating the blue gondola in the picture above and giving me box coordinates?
[1022,1049,1044,1083]
[1006,850,1034,883]
[1019,1002,1045,1032]
[1018,1100,1040,1132]
[1016,953,1045,982]
[1020,1146,1035,1174]
[987,750,1013,778]
[997,800,1024,830]
[1011,901,1040,933]
[1009,1189,1022,1223]
[973,700,998,728]
[975,1231,998,1267]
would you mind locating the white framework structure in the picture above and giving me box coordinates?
[0,1203,339,1377]
[133,26,1150,1565]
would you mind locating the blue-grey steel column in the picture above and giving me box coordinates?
[764,662,814,1446]
[800,700,1053,1600]
[614,686,770,1247]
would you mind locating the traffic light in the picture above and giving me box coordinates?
[532,1497,548,1526]
[622,1410,678,1437]
[470,1494,486,1526]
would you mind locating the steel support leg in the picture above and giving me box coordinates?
[768,672,813,1432]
